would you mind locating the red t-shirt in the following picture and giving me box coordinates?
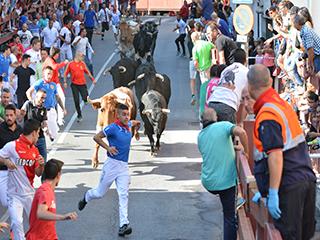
[26,182,57,240]
[65,61,91,85]
[42,57,67,84]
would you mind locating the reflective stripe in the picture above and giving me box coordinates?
[263,103,305,151]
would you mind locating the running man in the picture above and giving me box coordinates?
[0,119,45,240]
[64,51,96,122]
[25,159,78,240]
[78,103,140,237]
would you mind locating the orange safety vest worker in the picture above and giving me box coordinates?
[252,87,315,196]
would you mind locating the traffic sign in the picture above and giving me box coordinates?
[233,4,254,35]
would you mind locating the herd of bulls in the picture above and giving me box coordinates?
[87,19,172,168]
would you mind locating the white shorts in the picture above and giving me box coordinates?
[112,25,119,35]
[0,170,8,207]
[189,60,197,79]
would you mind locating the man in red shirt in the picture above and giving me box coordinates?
[64,51,96,122]
[179,0,189,22]
[0,119,45,240]
[25,159,77,240]
[8,34,24,62]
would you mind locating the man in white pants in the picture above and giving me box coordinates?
[0,119,45,240]
[26,66,67,140]
[78,103,140,237]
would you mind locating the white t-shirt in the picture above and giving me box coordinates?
[98,8,110,22]
[17,30,33,49]
[60,26,72,49]
[73,20,82,36]
[8,53,17,76]
[9,54,18,91]
[25,48,41,86]
[53,20,61,31]
[72,36,93,55]
[207,62,248,111]
[41,26,59,48]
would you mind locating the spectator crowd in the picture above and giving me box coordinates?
[0,0,138,239]
[173,0,320,240]
[0,0,320,239]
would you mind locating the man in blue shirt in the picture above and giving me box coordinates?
[198,108,248,240]
[0,45,11,87]
[84,4,98,44]
[26,66,66,141]
[173,14,187,56]
[201,0,213,21]
[294,14,320,76]
[78,103,140,237]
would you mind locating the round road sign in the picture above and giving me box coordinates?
[233,5,254,35]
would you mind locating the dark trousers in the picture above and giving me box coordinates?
[210,186,237,240]
[274,180,316,240]
[86,27,94,45]
[36,137,47,162]
[101,21,109,38]
[175,33,186,55]
[17,92,27,109]
[71,83,88,118]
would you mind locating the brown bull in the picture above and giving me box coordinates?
[87,87,139,168]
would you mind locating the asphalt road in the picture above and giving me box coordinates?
[0,17,223,240]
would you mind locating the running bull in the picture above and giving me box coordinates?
[87,87,139,168]
[133,19,161,60]
[129,70,171,154]
[103,57,138,88]
[141,90,170,154]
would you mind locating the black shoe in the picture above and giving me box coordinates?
[78,196,87,211]
[77,116,83,122]
[118,224,132,237]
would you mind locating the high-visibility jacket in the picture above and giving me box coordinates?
[253,88,315,196]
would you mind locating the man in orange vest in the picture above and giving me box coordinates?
[247,64,316,239]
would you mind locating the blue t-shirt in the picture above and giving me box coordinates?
[33,80,58,109]
[198,121,236,191]
[202,0,213,20]
[84,10,96,28]
[218,18,232,38]
[103,122,132,162]
[0,54,10,82]
[19,15,28,29]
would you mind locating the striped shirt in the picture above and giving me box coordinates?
[300,25,320,55]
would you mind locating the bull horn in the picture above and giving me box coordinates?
[142,109,152,114]
[161,108,170,113]
[155,73,164,82]
[119,66,127,73]
[137,73,145,80]
[146,32,153,36]
[128,80,136,87]
[103,67,111,75]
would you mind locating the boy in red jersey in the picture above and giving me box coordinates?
[26,159,77,240]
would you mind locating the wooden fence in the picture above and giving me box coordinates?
[237,120,283,240]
